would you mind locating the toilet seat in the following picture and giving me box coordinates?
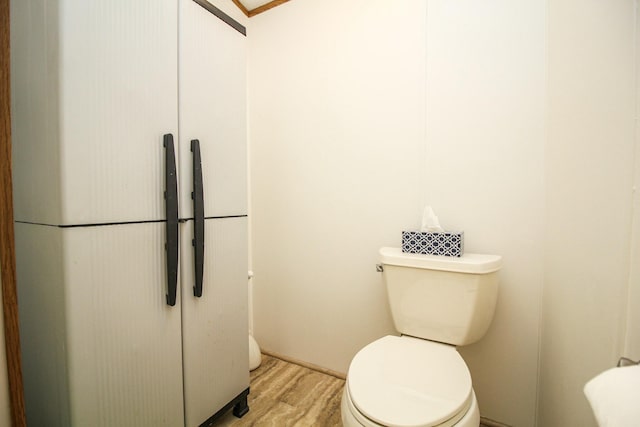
[347,335,473,427]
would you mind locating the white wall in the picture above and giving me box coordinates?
[624,0,640,362]
[248,1,545,425]
[248,0,639,425]
[424,2,545,424]
[249,0,424,371]
[538,1,638,426]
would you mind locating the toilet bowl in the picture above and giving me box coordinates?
[341,248,501,427]
[341,336,479,427]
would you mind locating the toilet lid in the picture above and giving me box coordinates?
[347,336,472,427]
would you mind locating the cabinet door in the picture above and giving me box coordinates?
[181,217,249,426]
[179,0,247,220]
[60,0,179,225]
[11,0,179,226]
[64,223,185,426]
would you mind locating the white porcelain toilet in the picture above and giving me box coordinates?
[341,247,502,427]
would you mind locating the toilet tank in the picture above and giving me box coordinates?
[380,247,502,346]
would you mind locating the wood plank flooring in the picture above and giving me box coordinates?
[213,354,345,426]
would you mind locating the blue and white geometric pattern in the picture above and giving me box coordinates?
[402,231,464,257]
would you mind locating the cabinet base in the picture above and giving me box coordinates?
[232,391,249,418]
[200,388,250,426]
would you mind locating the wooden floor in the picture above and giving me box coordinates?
[213,354,345,426]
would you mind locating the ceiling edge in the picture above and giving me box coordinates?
[231,0,249,17]
[232,0,291,18]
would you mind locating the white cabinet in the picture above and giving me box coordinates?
[15,223,185,426]
[15,219,249,427]
[11,0,249,425]
[179,0,247,220]
[181,217,248,426]
[11,0,179,225]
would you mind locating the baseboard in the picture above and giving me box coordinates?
[480,416,512,427]
[261,349,347,380]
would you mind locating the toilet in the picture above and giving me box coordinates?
[342,247,502,427]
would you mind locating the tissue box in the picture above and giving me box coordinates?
[402,230,464,257]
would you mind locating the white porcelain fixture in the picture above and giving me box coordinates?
[342,247,501,427]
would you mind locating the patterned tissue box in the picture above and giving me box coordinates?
[402,230,464,257]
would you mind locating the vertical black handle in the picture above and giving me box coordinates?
[191,139,205,298]
[164,134,179,306]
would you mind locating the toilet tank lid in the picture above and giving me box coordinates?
[379,247,502,274]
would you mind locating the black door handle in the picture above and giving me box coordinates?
[164,134,179,306]
[191,139,205,298]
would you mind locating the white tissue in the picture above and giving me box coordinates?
[420,206,444,233]
[584,365,640,427]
